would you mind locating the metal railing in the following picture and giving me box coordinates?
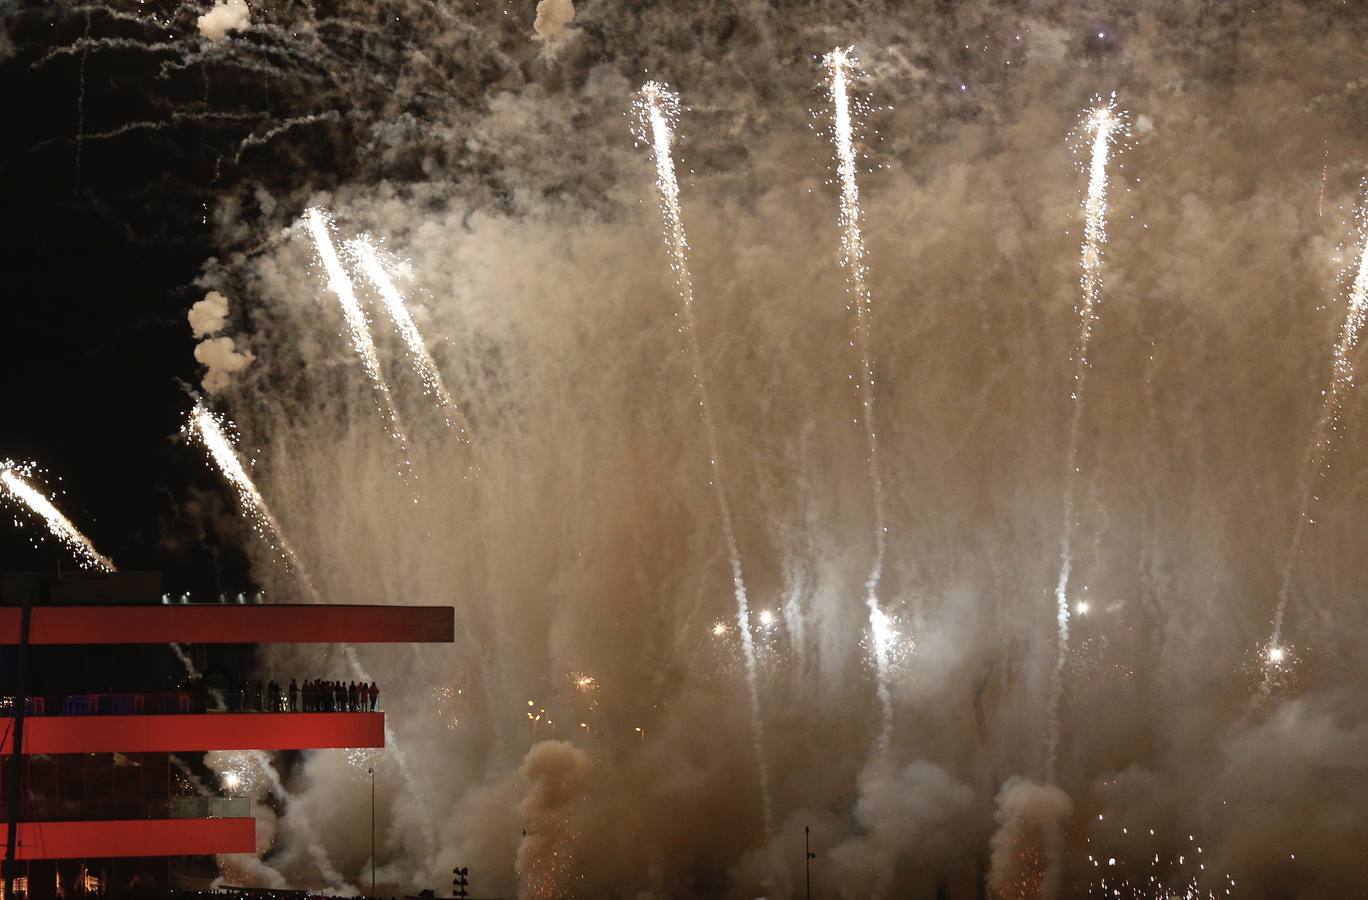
[0,691,378,716]
[12,797,249,822]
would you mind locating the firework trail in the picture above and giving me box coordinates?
[1268,198,1368,656]
[185,404,319,600]
[634,81,773,834]
[1045,97,1125,782]
[0,464,115,572]
[303,208,415,480]
[346,236,469,437]
[823,47,894,756]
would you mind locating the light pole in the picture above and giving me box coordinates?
[805,825,815,900]
[368,767,375,897]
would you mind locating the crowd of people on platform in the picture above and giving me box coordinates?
[233,679,379,713]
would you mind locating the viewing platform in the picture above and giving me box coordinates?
[0,603,453,645]
[0,712,384,754]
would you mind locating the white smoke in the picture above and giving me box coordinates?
[114,0,1368,896]
[194,335,255,394]
[196,0,251,42]
[190,289,231,338]
[514,741,592,899]
[988,778,1073,900]
[532,0,575,43]
[828,760,978,899]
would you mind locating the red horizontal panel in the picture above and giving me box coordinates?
[0,604,453,644]
[0,818,254,859]
[1,713,384,754]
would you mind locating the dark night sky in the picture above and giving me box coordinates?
[3,6,269,592]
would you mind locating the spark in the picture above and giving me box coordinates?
[303,208,415,480]
[0,464,115,572]
[1076,600,1090,615]
[711,621,729,637]
[346,236,469,437]
[1047,94,1127,783]
[757,609,775,627]
[1270,192,1368,651]
[634,80,773,835]
[824,46,894,757]
[184,405,316,596]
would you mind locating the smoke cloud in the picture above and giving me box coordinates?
[38,0,1368,895]
[190,290,231,338]
[988,778,1073,900]
[532,0,575,43]
[514,741,592,899]
[193,335,254,394]
[196,0,250,43]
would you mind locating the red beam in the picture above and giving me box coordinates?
[0,818,255,859]
[0,713,384,754]
[0,604,453,644]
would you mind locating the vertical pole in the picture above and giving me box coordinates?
[805,825,811,900]
[5,587,32,900]
[369,767,375,897]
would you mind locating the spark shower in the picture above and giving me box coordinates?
[12,2,1368,897]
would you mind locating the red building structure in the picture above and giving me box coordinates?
[0,572,453,898]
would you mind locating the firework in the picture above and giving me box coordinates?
[346,236,469,437]
[1269,195,1368,652]
[634,80,773,834]
[1045,96,1127,782]
[0,463,115,572]
[303,208,415,478]
[184,404,316,596]
[823,46,894,755]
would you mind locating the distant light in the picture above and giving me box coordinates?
[527,700,534,707]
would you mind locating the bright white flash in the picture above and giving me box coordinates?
[0,465,115,572]
[346,237,468,437]
[758,609,775,627]
[1266,645,1286,664]
[303,208,415,477]
[869,604,897,658]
